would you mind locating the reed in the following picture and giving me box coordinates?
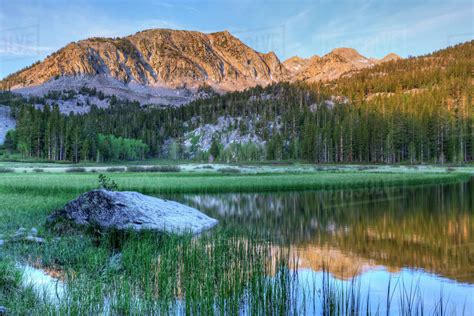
[0,171,468,196]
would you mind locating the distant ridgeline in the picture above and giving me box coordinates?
[1,41,472,163]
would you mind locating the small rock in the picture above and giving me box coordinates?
[24,236,45,244]
[0,240,4,246]
[30,227,38,236]
[0,306,7,315]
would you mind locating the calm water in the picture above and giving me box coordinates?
[170,178,474,314]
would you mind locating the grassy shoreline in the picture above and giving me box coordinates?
[0,171,470,195]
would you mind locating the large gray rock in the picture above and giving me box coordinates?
[48,190,218,234]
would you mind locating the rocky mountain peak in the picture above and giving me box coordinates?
[329,47,365,61]
[1,28,288,104]
[0,28,404,105]
[283,56,316,76]
[380,53,402,63]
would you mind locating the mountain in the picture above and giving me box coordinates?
[293,48,375,82]
[284,49,401,83]
[0,29,288,105]
[282,56,316,76]
[0,28,401,105]
[377,53,402,64]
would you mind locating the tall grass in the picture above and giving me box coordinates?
[2,230,464,315]
[0,171,471,314]
[0,171,468,196]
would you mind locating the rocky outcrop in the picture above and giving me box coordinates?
[287,49,401,83]
[47,189,218,234]
[282,56,314,76]
[377,53,402,64]
[0,105,16,145]
[294,48,376,82]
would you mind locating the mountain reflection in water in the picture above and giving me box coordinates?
[168,178,474,284]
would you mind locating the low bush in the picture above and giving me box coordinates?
[65,167,86,173]
[105,167,126,173]
[127,166,180,173]
[218,167,241,174]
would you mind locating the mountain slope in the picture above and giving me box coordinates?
[0,29,288,104]
[283,49,401,83]
[0,28,402,105]
[377,53,402,64]
[294,48,376,82]
[282,56,315,76]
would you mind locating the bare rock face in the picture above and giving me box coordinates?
[377,53,402,63]
[47,190,218,234]
[294,48,375,82]
[0,27,403,102]
[0,105,16,145]
[1,29,286,95]
[282,56,314,76]
[287,49,401,83]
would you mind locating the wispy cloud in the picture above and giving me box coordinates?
[152,1,200,14]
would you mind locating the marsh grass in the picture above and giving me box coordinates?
[0,228,466,315]
[4,228,291,314]
[0,171,468,196]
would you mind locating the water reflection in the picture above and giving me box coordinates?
[169,178,474,284]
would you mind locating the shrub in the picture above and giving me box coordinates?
[65,167,86,173]
[218,167,241,174]
[0,167,14,173]
[32,168,44,173]
[98,174,118,191]
[127,166,180,173]
[105,167,126,172]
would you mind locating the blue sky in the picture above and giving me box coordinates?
[0,0,472,79]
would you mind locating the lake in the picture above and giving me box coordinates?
[170,177,474,314]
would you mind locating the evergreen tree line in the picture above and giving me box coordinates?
[4,104,148,162]
[1,41,472,164]
[3,81,471,164]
